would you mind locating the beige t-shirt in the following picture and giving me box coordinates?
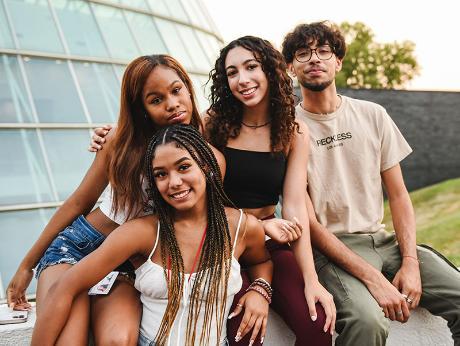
[296,95,412,234]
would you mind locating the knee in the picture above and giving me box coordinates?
[95,329,139,346]
[344,302,389,336]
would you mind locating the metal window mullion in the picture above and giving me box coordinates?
[47,0,94,124]
[88,1,112,60]
[1,0,20,49]
[121,9,142,55]
[16,56,60,202]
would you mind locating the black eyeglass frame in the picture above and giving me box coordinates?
[294,45,334,63]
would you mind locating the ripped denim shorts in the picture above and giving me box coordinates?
[35,215,106,279]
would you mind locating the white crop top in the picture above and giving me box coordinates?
[134,210,244,345]
[99,181,152,225]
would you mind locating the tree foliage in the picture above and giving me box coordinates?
[336,22,419,89]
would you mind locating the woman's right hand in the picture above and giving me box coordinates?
[88,124,112,152]
[262,217,303,243]
[6,266,33,310]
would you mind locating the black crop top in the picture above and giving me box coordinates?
[223,147,287,208]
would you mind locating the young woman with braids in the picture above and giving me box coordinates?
[205,36,336,345]
[32,124,272,346]
[7,55,226,344]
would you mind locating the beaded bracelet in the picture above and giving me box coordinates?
[249,278,273,298]
[247,285,272,304]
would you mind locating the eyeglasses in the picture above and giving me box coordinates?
[294,45,334,63]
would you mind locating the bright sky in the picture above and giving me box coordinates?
[202,0,459,91]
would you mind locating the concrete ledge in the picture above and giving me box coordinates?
[0,305,453,346]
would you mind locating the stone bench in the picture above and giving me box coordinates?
[0,304,453,346]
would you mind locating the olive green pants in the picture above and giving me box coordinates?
[314,230,460,346]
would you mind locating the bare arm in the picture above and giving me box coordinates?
[31,217,155,345]
[382,164,420,311]
[7,133,114,308]
[282,120,335,332]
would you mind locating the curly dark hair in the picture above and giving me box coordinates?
[205,36,298,153]
[281,21,346,64]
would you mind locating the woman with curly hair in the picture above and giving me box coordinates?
[205,36,335,346]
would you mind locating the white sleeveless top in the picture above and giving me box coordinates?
[134,210,244,345]
[99,182,152,225]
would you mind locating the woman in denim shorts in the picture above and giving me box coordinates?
[7,55,224,345]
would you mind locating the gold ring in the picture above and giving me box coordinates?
[236,303,243,307]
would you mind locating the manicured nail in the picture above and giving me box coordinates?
[235,332,241,342]
[324,326,328,332]
[311,315,317,321]
[249,340,254,346]
[228,313,234,320]
[260,336,264,344]
[104,131,108,135]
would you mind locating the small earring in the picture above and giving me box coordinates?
[144,113,148,121]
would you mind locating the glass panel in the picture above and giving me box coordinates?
[91,3,139,60]
[191,75,208,113]
[146,0,172,18]
[164,0,188,22]
[52,0,109,58]
[41,129,93,200]
[155,19,193,70]
[176,26,210,71]
[196,0,217,32]
[113,64,126,83]
[180,0,209,30]
[124,11,168,55]
[22,57,86,123]
[119,0,149,10]
[0,2,14,48]
[0,208,55,295]
[196,32,221,64]
[73,62,119,123]
[0,129,54,205]
[0,55,34,123]
[5,0,64,53]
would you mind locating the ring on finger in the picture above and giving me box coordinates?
[396,311,403,316]
[236,303,243,307]
[406,297,413,304]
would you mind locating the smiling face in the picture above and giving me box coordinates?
[142,65,193,126]
[224,46,269,108]
[290,41,342,92]
[152,142,207,213]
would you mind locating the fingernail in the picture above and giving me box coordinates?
[311,315,317,321]
[324,326,328,332]
[260,337,264,344]
[249,340,254,346]
[228,313,234,320]
[98,145,101,149]
[104,131,108,135]
[235,332,241,342]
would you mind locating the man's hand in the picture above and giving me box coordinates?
[364,269,410,323]
[392,258,422,310]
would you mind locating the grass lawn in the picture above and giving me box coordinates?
[383,178,460,266]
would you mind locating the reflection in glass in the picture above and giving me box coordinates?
[5,0,64,53]
[0,208,55,295]
[0,2,14,49]
[124,12,168,55]
[73,62,120,123]
[92,3,139,60]
[53,0,109,57]
[22,57,86,123]
[0,55,34,123]
[41,130,93,200]
[176,26,210,71]
[155,19,193,70]
[0,130,54,205]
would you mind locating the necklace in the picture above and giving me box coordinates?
[301,94,342,116]
[241,120,270,129]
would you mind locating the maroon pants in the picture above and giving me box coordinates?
[227,240,331,346]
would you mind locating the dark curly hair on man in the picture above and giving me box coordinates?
[281,21,346,64]
[205,36,298,153]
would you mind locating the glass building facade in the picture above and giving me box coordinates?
[0,0,222,298]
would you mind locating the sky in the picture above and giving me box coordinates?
[202,0,459,91]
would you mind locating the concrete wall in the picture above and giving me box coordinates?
[295,88,460,191]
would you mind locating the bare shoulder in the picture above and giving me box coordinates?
[117,215,158,252]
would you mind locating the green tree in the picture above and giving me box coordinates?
[336,22,419,89]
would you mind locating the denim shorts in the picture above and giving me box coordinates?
[137,332,229,346]
[35,215,134,279]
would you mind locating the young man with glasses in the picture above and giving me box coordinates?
[281,21,460,346]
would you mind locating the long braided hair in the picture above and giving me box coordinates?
[145,124,235,345]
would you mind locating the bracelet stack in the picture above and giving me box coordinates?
[246,278,273,304]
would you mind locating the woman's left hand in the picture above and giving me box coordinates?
[228,290,269,345]
[304,280,336,335]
